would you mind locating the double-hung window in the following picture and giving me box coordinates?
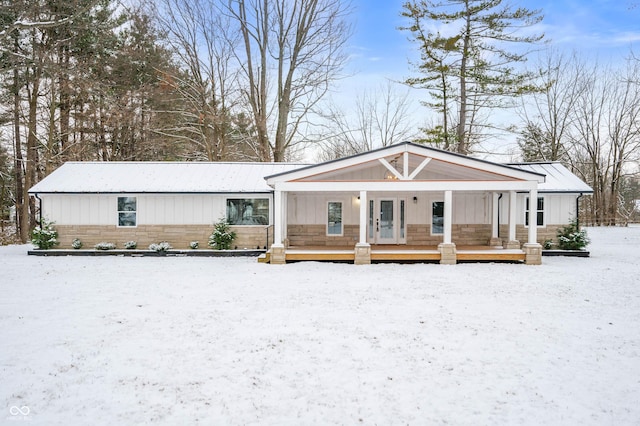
[525,197,544,227]
[118,197,137,227]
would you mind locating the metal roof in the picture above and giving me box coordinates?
[29,159,592,195]
[28,162,308,194]
[508,162,593,193]
[265,141,546,182]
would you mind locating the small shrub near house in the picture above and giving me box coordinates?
[95,242,116,250]
[190,241,199,249]
[30,219,59,250]
[71,238,83,249]
[557,219,590,250]
[149,242,172,252]
[124,240,137,249]
[208,219,236,250]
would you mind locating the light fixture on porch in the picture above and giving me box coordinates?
[384,157,400,180]
[384,170,399,180]
[413,196,418,203]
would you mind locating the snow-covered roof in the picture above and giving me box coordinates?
[265,142,546,184]
[508,162,593,193]
[29,162,308,194]
[29,159,592,195]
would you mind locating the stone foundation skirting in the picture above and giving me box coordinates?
[287,224,358,246]
[288,223,493,246]
[409,224,493,246]
[499,224,563,246]
[54,225,270,250]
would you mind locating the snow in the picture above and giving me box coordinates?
[27,162,306,194]
[509,162,594,193]
[1,227,639,425]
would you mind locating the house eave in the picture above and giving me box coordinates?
[28,190,275,195]
[273,180,539,192]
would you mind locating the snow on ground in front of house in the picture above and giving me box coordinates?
[1,227,639,425]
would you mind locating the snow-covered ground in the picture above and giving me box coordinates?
[1,227,639,425]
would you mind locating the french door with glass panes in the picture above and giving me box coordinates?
[368,197,406,244]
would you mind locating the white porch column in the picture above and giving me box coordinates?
[523,188,542,265]
[359,191,367,244]
[273,189,283,245]
[505,190,520,249]
[438,190,456,264]
[354,190,371,265]
[528,188,538,244]
[270,189,286,264]
[508,191,517,241]
[444,190,453,244]
[282,191,288,245]
[490,192,501,246]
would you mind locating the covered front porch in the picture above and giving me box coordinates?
[263,142,545,265]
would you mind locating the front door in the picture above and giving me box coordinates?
[368,198,406,244]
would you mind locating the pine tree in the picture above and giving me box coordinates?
[401,0,545,154]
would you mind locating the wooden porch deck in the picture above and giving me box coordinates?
[259,245,526,263]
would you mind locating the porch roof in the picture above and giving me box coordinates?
[265,142,545,192]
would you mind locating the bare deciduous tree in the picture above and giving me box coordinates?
[517,50,585,162]
[523,55,640,226]
[317,81,421,160]
[228,0,352,161]
[152,0,251,161]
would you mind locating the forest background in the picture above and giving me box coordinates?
[1,0,639,243]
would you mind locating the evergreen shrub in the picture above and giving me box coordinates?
[30,219,59,250]
[208,219,236,250]
[557,219,590,250]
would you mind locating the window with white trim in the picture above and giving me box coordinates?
[525,196,544,227]
[327,201,343,236]
[117,197,137,227]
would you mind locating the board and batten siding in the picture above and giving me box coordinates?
[287,192,491,226]
[40,193,273,226]
[497,193,579,226]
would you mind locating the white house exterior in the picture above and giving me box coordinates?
[28,162,305,250]
[29,142,592,264]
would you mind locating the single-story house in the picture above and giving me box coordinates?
[28,162,305,251]
[29,142,592,264]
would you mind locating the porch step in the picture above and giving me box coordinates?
[371,250,440,261]
[456,249,525,262]
[285,249,355,262]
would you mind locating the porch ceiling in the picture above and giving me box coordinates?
[274,179,537,192]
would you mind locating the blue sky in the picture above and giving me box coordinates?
[330,0,640,159]
[346,0,640,79]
